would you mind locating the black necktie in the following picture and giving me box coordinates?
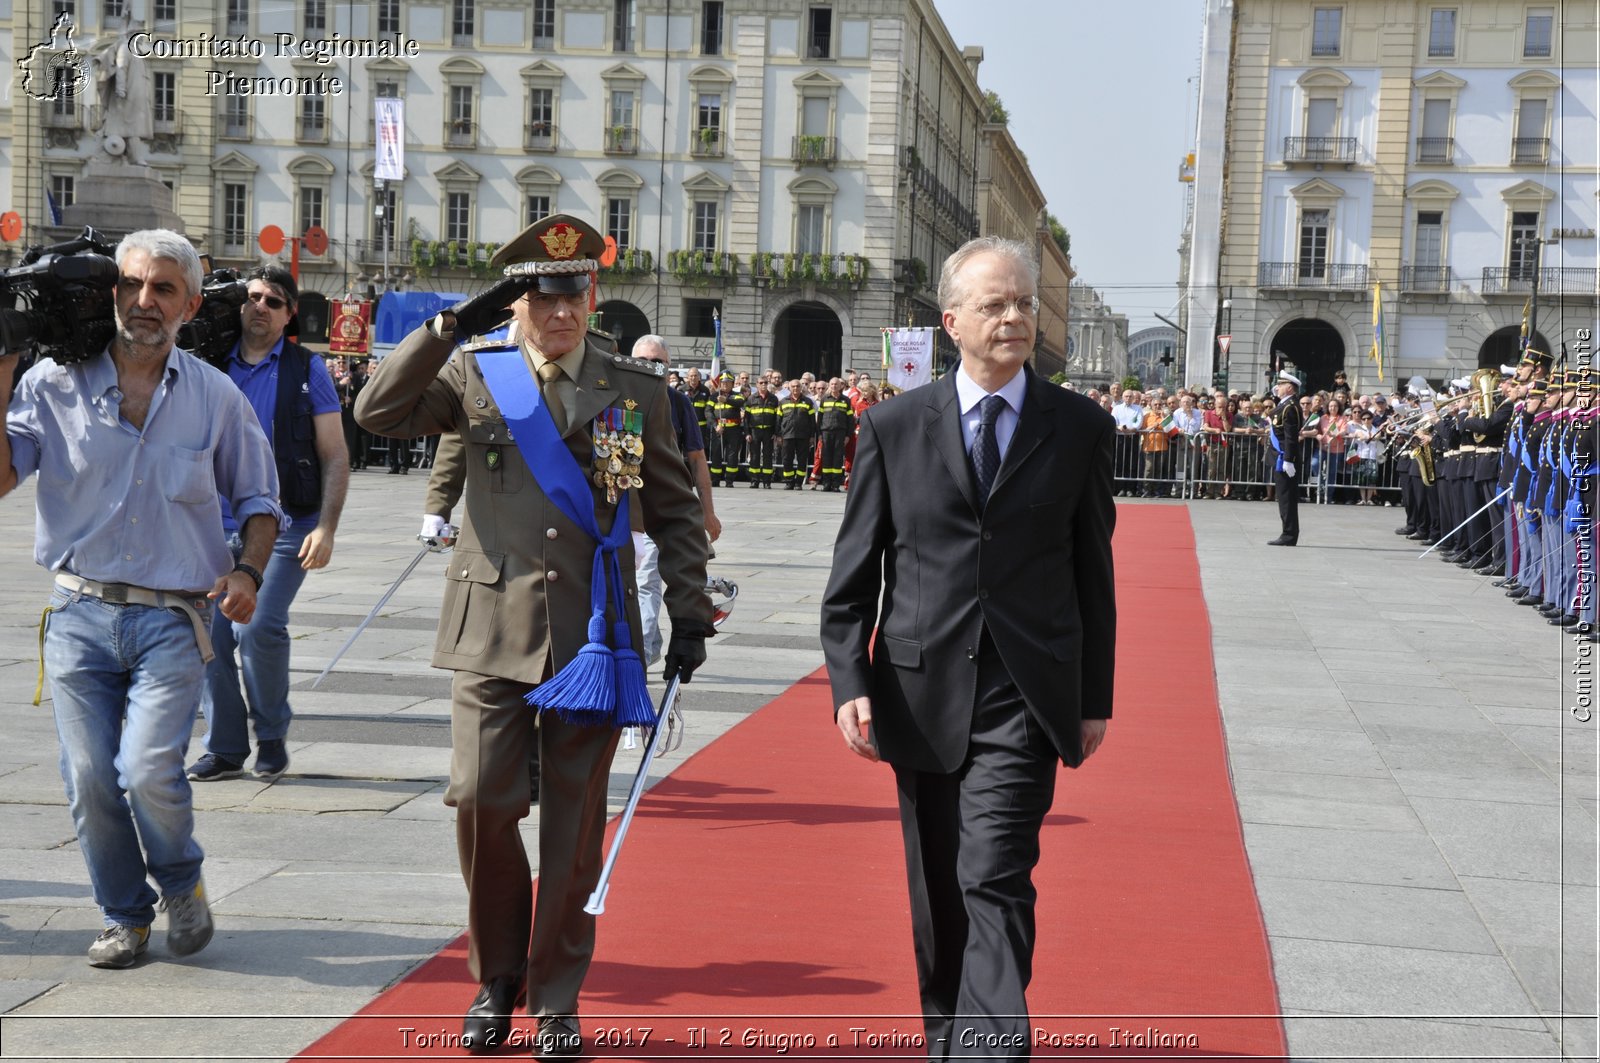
[971,394,1005,501]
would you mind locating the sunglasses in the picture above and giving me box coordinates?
[247,290,289,311]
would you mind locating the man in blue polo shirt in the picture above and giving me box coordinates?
[188,266,348,782]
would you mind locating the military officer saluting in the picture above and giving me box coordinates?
[356,214,714,1059]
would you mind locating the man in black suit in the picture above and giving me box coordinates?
[820,236,1117,1059]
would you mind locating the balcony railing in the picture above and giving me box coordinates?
[1481,267,1598,296]
[1258,261,1369,290]
[524,121,557,152]
[1415,136,1454,164]
[1283,136,1359,165]
[1400,265,1453,292]
[691,127,724,157]
[906,157,978,236]
[604,125,639,154]
[1511,137,1549,164]
[445,119,476,149]
[298,117,329,144]
[791,134,838,167]
[751,251,869,288]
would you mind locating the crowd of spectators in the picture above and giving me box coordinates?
[1097,375,1415,504]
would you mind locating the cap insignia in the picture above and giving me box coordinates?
[539,223,582,260]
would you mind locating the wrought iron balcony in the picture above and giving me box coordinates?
[604,125,639,154]
[445,119,476,149]
[691,127,724,157]
[1415,137,1454,164]
[791,134,837,167]
[1400,265,1453,292]
[1283,136,1359,166]
[1258,261,1369,290]
[1481,266,1598,296]
[524,121,557,152]
[1511,137,1549,164]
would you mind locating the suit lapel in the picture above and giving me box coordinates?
[990,368,1056,499]
[925,373,980,515]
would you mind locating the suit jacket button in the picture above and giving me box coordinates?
[978,589,989,600]
[982,530,992,541]
[546,528,558,540]
[546,570,559,582]
[967,647,976,660]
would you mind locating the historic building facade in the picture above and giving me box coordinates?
[1182,0,1597,393]
[5,0,1071,379]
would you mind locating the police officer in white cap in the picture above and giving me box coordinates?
[1267,368,1303,545]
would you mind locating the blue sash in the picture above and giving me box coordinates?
[475,349,654,729]
[1266,410,1290,473]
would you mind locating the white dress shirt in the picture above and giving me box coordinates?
[955,363,1027,461]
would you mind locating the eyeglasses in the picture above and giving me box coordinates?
[246,290,288,311]
[527,292,588,312]
[965,295,1040,319]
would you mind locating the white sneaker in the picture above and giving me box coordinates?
[87,924,150,968]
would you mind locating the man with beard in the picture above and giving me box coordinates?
[0,229,284,968]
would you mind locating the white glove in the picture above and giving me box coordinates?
[419,514,447,538]
[1282,462,1296,478]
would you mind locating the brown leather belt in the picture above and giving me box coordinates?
[53,573,216,663]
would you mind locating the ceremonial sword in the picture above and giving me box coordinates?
[310,525,457,689]
[586,575,738,916]
[1417,487,1511,560]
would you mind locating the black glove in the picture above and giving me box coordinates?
[663,622,711,683]
[445,277,536,341]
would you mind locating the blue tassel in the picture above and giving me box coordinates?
[527,640,616,726]
[612,648,656,727]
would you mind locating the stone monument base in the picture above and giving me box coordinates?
[60,159,183,236]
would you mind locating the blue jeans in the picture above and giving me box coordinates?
[200,518,315,761]
[632,531,664,666]
[45,587,209,928]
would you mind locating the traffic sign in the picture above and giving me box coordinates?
[0,212,22,242]
[258,224,285,255]
[1217,334,1232,356]
[303,225,329,257]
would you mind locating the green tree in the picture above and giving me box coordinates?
[1044,211,1071,257]
[983,89,1009,125]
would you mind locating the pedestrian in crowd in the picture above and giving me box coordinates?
[1348,408,1382,505]
[2,228,286,968]
[356,214,715,1058]
[1139,395,1171,498]
[1201,393,1230,498]
[744,376,780,487]
[1170,392,1203,494]
[1111,388,1144,495]
[821,235,1117,1055]
[631,335,721,666]
[1268,369,1303,545]
[187,266,348,784]
[339,357,370,469]
[817,377,856,492]
[778,379,818,489]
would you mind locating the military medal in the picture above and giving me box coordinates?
[591,405,645,504]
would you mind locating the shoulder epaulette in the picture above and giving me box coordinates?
[607,353,667,379]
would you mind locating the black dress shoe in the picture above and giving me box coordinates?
[1492,576,1515,588]
[1267,536,1297,546]
[1516,594,1545,607]
[1395,526,1416,536]
[1568,622,1597,636]
[1539,604,1564,617]
[1476,564,1505,577]
[1550,614,1580,626]
[1503,584,1525,596]
[462,975,526,1055]
[534,1015,582,1061]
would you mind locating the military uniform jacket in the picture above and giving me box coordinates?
[1270,395,1303,459]
[356,331,712,685]
[1515,414,1548,506]
[1461,400,1512,481]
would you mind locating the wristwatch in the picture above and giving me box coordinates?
[232,561,264,591]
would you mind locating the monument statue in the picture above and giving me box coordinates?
[87,4,151,166]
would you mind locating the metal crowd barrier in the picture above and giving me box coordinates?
[1113,428,1404,504]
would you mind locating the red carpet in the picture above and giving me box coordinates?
[300,505,1285,1060]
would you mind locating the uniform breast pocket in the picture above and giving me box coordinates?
[160,445,215,505]
[465,418,523,494]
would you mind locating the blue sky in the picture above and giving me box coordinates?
[933,0,1203,331]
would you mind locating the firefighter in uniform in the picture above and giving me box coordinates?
[816,378,855,492]
[686,367,714,484]
[743,378,780,488]
[711,372,744,486]
[778,382,818,490]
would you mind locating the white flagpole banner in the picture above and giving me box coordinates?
[374,98,404,182]
[886,327,934,392]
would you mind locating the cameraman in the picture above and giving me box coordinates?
[187,266,348,784]
[0,229,284,968]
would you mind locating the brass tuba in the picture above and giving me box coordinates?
[1469,367,1500,442]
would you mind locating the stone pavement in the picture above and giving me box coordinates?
[0,471,1592,1061]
